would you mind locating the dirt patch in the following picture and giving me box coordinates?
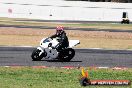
[1,27,132,39]
[0,27,55,36]
[0,27,132,49]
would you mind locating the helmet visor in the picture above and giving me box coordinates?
[56,30,62,35]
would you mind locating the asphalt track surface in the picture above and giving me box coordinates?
[16,19,132,24]
[0,47,132,67]
[1,24,132,33]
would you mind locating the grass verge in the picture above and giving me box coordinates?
[1,33,132,49]
[0,17,132,30]
[0,67,131,88]
[0,17,132,49]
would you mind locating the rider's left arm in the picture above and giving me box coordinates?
[50,34,57,39]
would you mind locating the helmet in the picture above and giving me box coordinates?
[56,26,64,35]
[56,26,64,31]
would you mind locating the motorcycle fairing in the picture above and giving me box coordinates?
[40,37,80,48]
[69,40,80,48]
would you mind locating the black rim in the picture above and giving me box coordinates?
[32,50,40,59]
[60,49,75,61]
[68,50,72,56]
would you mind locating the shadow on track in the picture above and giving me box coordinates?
[33,60,82,62]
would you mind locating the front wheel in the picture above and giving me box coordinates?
[59,48,75,62]
[31,49,43,61]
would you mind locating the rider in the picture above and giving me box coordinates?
[50,26,69,51]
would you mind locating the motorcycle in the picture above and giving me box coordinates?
[31,37,80,62]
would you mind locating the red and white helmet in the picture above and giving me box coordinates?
[56,26,64,31]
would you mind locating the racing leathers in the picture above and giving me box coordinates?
[50,31,69,51]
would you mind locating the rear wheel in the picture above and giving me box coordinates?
[59,48,75,62]
[127,20,129,24]
[31,49,43,61]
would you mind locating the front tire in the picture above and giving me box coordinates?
[31,49,43,61]
[59,48,75,62]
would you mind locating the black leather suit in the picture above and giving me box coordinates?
[50,31,69,51]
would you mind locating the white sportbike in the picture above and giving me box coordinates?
[31,37,80,61]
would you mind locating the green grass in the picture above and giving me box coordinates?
[0,17,132,30]
[1,17,132,49]
[0,67,131,88]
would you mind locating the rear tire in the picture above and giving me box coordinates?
[31,49,43,61]
[127,20,129,24]
[59,48,75,62]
